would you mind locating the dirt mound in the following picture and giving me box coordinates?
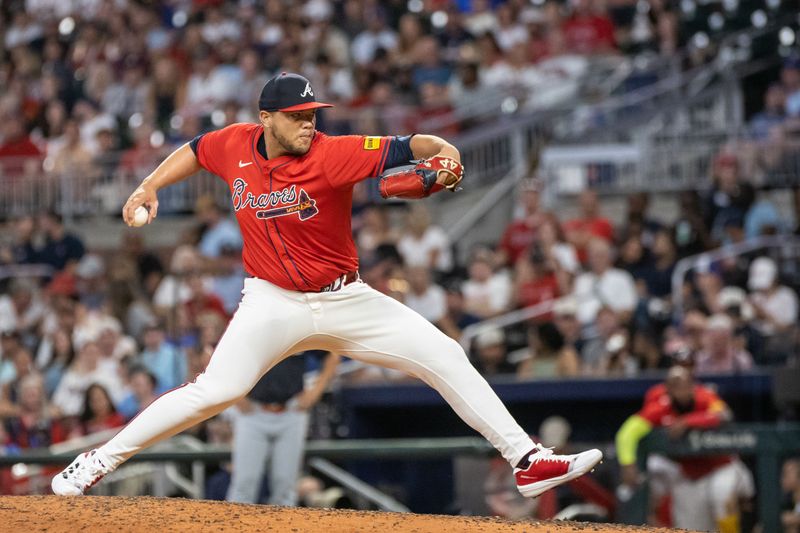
[0,496,680,532]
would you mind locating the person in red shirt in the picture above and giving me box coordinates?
[0,114,42,178]
[497,178,544,267]
[561,0,617,55]
[53,72,602,499]
[564,189,614,263]
[616,367,754,532]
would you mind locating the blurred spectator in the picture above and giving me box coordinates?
[52,341,123,417]
[153,245,205,310]
[694,314,753,373]
[537,213,579,278]
[72,383,124,437]
[37,211,86,272]
[3,374,64,449]
[496,179,543,267]
[396,204,452,274]
[184,271,229,326]
[120,231,164,293]
[136,324,187,393]
[404,267,447,323]
[702,153,754,243]
[582,307,629,376]
[572,239,637,325]
[356,205,398,260]
[196,196,243,259]
[2,215,37,266]
[513,245,561,314]
[518,296,581,378]
[621,192,662,248]
[672,191,712,258]
[747,257,798,364]
[564,190,614,263]
[437,283,480,341]
[411,37,451,91]
[747,83,787,141]
[472,328,516,376]
[185,48,228,118]
[118,366,159,421]
[0,114,42,177]
[40,328,76,398]
[561,0,616,55]
[0,331,23,387]
[211,246,246,315]
[2,347,35,406]
[351,9,398,65]
[717,286,762,357]
[103,64,149,120]
[75,254,107,310]
[636,228,678,300]
[0,279,46,338]
[782,459,800,533]
[750,183,787,234]
[462,249,512,318]
[48,119,93,178]
[783,56,800,118]
[149,57,186,131]
[748,257,798,333]
[95,318,137,362]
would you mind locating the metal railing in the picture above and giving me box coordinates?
[541,135,800,196]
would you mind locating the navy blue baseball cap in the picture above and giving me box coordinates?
[258,72,333,112]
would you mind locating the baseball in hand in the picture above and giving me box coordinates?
[132,206,149,227]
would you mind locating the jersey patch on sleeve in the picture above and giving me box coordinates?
[363,136,381,150]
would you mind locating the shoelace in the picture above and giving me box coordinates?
[529,444,569,466]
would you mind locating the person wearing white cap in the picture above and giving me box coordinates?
[748,257,798,336]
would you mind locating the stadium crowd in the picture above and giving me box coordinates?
[0,0,691,182]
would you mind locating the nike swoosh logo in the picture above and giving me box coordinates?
[238,161,253,168]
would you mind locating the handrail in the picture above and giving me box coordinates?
[459,299,558,350]
[308,457,410,513]
[670,236,800,323]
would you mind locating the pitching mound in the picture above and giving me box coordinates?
[0,496,679,532]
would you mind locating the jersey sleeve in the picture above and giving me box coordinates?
[189,124,241,180]
[322,135,413,188]
[637,398,666,427]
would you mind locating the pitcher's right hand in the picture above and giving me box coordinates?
[123,185,158,226]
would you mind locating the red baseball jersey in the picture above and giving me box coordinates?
[192,123,410,291]
[638,384,732,479]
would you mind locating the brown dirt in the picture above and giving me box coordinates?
[0,496,691,533]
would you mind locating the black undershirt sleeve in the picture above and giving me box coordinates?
[383,134,415,169]
[188,134,205,155]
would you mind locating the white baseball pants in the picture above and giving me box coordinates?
[101,278,534,468]
[671,459,755,531]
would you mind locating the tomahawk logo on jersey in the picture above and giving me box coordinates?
[189,124,413,292]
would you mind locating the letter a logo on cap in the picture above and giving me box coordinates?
[301,82,314,97]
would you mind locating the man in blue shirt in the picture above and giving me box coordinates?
[137,324,187,393]
[195,196,243,259]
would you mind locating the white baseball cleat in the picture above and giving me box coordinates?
[51,449,113,496]
[514,444,603,498]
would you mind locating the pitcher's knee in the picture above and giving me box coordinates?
[193,374,250,407]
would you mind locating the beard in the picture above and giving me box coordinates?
[274,128,312,156]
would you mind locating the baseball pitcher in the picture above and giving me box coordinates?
[52,73,601,500]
